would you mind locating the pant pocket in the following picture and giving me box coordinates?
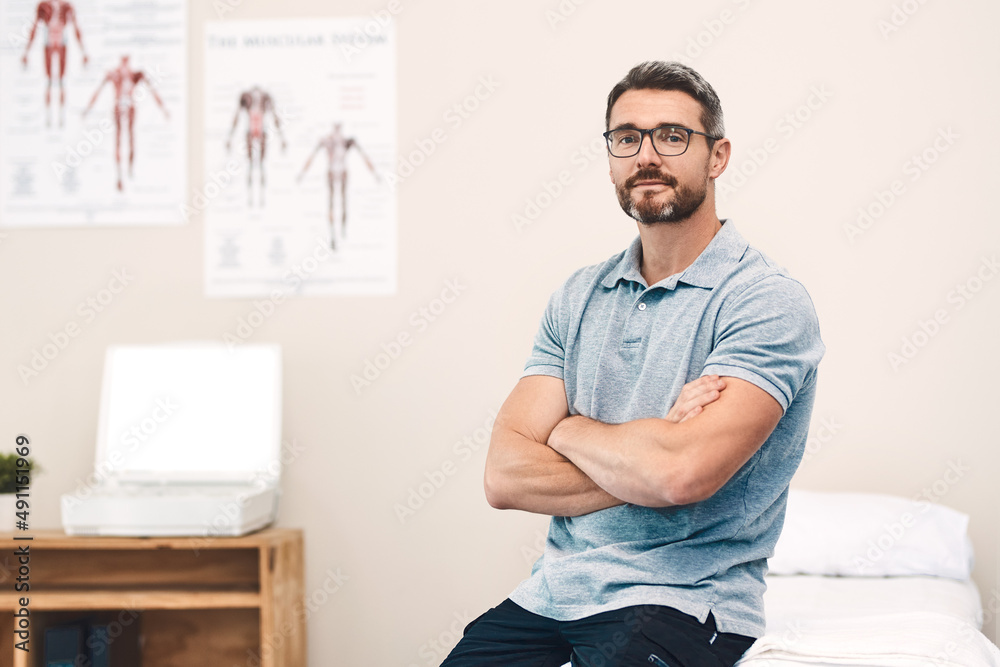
[622,613,721,667]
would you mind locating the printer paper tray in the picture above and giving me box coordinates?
[60,487,280,537]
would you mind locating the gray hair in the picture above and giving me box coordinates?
[605,61,725,139]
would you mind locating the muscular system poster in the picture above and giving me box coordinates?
[0,0,186,226]
[202,17,397,298]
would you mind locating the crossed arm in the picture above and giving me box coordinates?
[483,373,783,516]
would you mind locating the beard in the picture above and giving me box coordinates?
[615,166,708,224]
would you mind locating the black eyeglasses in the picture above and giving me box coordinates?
[603,125,721,158]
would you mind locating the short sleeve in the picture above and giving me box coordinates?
[521,287,566,380]
[702,276,825,412]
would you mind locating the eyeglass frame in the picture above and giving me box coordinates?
[602,125,723,158]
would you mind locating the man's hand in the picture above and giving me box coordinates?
[485,374,728,516]
[665,375,726,423]
[549,374,727,451]
[547,376,782,507]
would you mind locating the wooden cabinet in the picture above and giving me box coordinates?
[0,528,305,667]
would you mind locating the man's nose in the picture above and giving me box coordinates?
[635,134,663,169]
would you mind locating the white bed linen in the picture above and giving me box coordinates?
[760,573,984,632]
[736,611,999,666]
[558,575,997,667]
[735,574,1000,667]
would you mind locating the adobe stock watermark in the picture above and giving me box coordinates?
[62,397,180,508]
[406,610,476,667]
[544,0,589,29]
[381,76,500,191]
[982,586,1000,636]
[914,459,969,508]
[192,438,307,555]
[928,620,995,667]
[51,119,114,182]
[852,459,968,574]
[212,0,246,19]
[800,415,844,463]
[17,267,134,385]
[241,564,349,667]
[77,607,141,667]
[350,278,467,394]
[6,15,37,50]
[335,0,400,62]
[180,159,243,221]
[667,0,754,65]
[877,0,931,39]
[394,408,498,524]
[520,527,549,566]
[593,606,677,666]
[716,84,833,204]
[223,238,334,349]
[844,127,958,243]
[887,254,997,371]
[764,619,807,657]
[0,553,16,585]
[511,133,608,233]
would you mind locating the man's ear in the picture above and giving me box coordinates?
[708,137,731,180]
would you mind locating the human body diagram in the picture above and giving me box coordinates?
[21,0,88,127]
[297,122,379,248]
[226,86,286,207]
[82,55,169,192]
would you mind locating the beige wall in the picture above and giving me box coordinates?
[3,0,998,663]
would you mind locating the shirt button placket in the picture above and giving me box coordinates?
[621,294,648,349]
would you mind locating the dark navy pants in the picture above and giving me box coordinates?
[440,599,757,667]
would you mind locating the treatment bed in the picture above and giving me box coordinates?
[736,489,999,666]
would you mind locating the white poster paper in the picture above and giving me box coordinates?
[202,17,396,298]
[0,0,187,226]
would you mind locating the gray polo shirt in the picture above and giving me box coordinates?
[508,219,824,638]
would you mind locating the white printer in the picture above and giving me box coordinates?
[61,342,283,537]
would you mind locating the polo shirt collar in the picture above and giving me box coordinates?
[600,219,749,290]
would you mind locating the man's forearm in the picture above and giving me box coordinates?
[548,415,688,507]
[484,426,625,517]
[549,377,785,508]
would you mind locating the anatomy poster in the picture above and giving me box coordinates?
[203,18,396,297]
[0,0,186,226]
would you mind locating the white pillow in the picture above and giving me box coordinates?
[769,489,974,580]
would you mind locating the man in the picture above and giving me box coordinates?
[297,122,379,249]
[442,61,824,667]
[83,55,169,192]
[21,0,88,127]
[226,85,286,207]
